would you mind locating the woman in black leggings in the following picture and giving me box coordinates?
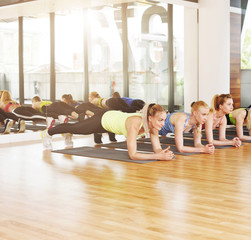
[0,108,23,134]
[41,103,175,161]
[89,91,139,113]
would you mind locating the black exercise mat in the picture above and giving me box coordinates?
[100,141,200,155]
[183,132,235,140]
[213,127,249,135]
[138,137,233,149]
[0,123,46,133]
[52,146,157,164]
[138,136,208,145]
[0,127,18,133]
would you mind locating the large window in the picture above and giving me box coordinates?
[0,2,185,107]
[23,16,50,103]
[88,6,123,98]
[127,3,169,107]
[55,10,84,101]
[173,5,184,111]
[0,19,19,100]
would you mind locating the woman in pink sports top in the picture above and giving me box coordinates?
[204,94,241,147]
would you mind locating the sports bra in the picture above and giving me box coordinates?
[226,105,251,125]
[202,113,224,130]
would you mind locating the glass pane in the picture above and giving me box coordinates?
[0,19,19,100]
[88,6,123,98]
[173,5,184,111]
[23,16,50,103]
[127,3,168,107]
[55,10,84,101]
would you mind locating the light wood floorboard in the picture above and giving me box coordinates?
[1,133,251,240]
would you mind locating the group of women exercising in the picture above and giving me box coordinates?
[1,89,250,161]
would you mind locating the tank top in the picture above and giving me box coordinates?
[159,113,191,135]
[226,107,249,125]
[202,113,224,130]
[39,101,52,113]
[101,111,142,137]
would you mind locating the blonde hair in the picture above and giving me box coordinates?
[247,108,251,130]
[191,100,210,135]
[0,90,4,100]
[89,91,100,99]
[141,103,166,137]
[1,90,14,103]
[32,96,41,102]
[211,94,232,111]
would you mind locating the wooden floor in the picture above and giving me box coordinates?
[1,133,251,240]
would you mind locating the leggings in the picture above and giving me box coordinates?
[41,102,76,118]
[48,110,108,136]
[75,102,100,115]
[0,108,19,123]
[106,98,138,113]
[12,106,49,121]
[131,99,145,110]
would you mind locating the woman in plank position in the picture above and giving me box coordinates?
[204,94,242,147]
[225,105,251,141]
[41,103,175,161]
[159,100,215,154]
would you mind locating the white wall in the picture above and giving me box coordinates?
[198,0,230,106]
[184,0,230,111]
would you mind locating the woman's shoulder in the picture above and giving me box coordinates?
[172,112,188,119]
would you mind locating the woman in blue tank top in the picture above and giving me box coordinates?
[159,101,215,154]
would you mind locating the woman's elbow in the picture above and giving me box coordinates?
[128,152,138,160]
[176,146,185,153]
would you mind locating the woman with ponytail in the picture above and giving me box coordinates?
[159,101,215,154]
[41,103,175,161]
[204,94,242,147]
[225,105,251,141]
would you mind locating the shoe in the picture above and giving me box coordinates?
[58,115,68,124]
[46,117,55,129]
[18,119,26,133]
[94,133,103,144]
[64,133,73,147]
[3,119,13,134]
[41,129,52,149]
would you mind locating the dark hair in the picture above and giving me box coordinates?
[112,92,121,98]
[62,94,76,105]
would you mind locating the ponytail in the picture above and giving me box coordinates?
[211,94,232,111]
[141,103,166,137]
